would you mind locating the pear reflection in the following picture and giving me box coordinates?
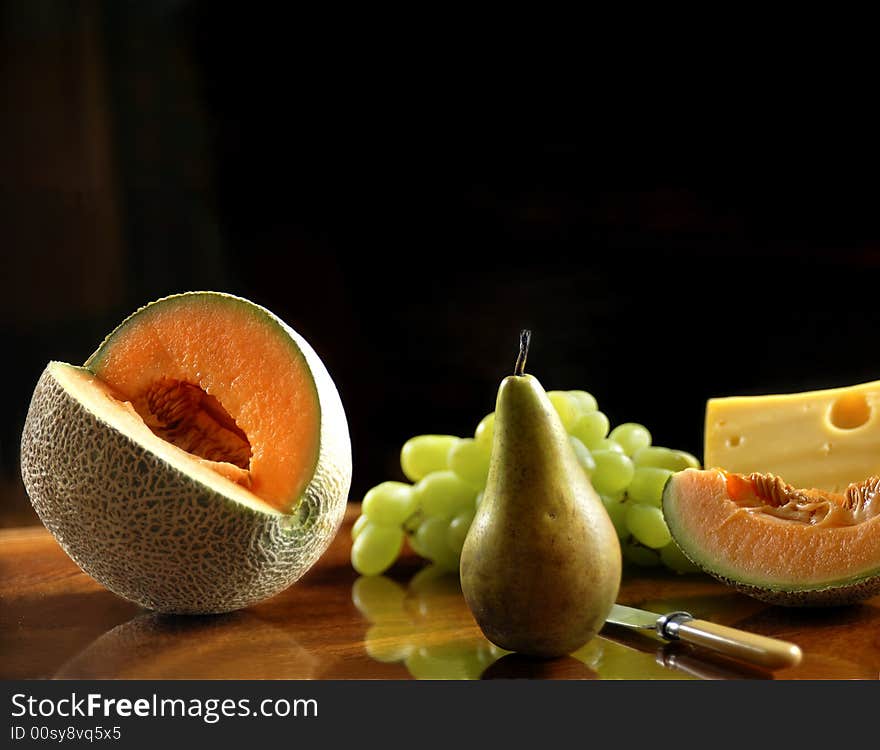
[354,566,507,679]
[355,567,695,680]
[482,653,597,679]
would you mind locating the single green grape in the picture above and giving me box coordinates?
[601,495,629,540]
[362,481,418,526]
[609,422,652,456]
[447,508,476,556]
[547,391,581,431]
[622,540,662,567]
[633,446,693,472]
[660,541,702,574]
[351,575,407,622]
[351,513,369,541]
[625,503,672,549]
[413,470,476,519]
[569,436,596,475]
[674,450,701,469]
[591,450,635,495]
[568,390,598,413]
[570,410,610,448]
[400,435,458,482]
[351,523,404,576]
[474,413,495,448]
[414,516,459,570]
[594,438,624,454]
[407,528,430,558]
[447,438,491,489]
[626,467,673,507]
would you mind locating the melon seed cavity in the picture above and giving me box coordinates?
[725,470,880,527]
[130,378,253,484]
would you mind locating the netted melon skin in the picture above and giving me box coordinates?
[20,362,351,615]
[713,573,880,607]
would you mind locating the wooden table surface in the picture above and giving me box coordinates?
[2,504,879,680]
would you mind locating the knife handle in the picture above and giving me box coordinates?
[662,614,802,670]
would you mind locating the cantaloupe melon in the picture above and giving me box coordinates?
[20,292,351,614]
[663,468,880,606]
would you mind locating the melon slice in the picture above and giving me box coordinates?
[663,469,880,606]
[20,292,352,614]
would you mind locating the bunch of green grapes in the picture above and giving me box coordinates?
[350,389,702,577]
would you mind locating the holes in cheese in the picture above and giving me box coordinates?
[829,392,871,430]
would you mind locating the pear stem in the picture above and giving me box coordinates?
[514,329,531,376]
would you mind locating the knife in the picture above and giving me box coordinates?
[606,604,802,670]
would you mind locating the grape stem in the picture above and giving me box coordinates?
[514,329,531,376]
[403,510,423,534]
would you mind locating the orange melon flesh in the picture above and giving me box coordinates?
[86,296,320,513]
[663,469,880,590]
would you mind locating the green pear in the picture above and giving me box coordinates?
[460,332,621,658]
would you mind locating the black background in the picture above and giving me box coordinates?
[3,2,880,524]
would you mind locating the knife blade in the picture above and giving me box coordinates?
[606,604,802,670]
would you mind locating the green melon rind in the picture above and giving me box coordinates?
[84,291,324,512]
[662,477,880,607]
[21,295,351,615]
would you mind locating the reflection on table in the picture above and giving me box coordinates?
[354,566,699,680]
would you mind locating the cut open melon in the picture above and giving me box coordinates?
[20,292,352,614]
[85,293,323,513]
[663,468,880,606]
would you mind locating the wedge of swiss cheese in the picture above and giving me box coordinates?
[705,380,880,493]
